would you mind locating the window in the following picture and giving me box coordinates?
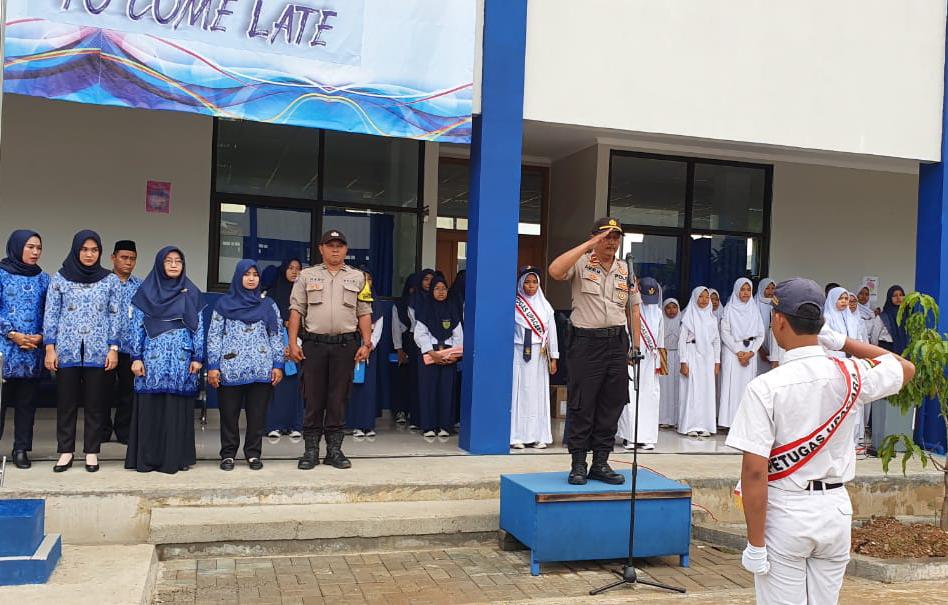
[210,120,424,293]
[609,151,771,302]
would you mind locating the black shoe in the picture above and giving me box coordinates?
[568,451,588,485]
[588,451,625,485]
[248,458,263,471]
[13,450,31,469]
[85,463,100,473]
[323,432,352,469]
[53,456,74,473]
[298,434,320,470]
[220,458,235,471]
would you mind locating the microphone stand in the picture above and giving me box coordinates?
[590,255,685,597]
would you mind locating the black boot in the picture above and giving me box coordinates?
[13,450,31,469]
[323,432,352,469]
[567,450,588,485]
[588,451,625,485]
[297,434,320,470]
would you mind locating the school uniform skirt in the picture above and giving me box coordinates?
[347,355,379,431]
[417,360,458,432]
[125,392,197,474]
[266,374,303,432]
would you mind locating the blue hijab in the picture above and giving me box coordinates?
[414,275,462,344]
[880,285,909,354]
[216,259,280,333]
[131,246,204,338]
[59,229,110,284]
[0,230,42,277]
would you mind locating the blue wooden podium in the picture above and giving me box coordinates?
[500,469,691,575]
[0,499,62,585]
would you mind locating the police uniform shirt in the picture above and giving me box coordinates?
[289,264,372,335]
[725,346,903,491]
[564,252,642,329]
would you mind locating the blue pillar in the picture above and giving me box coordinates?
[459,0,528,454]
[913,17,948,455]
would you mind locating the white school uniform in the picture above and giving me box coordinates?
[710,289,725,413]
[617,301,663,446]
[756,279,777,374]
[677,287,721,435]
[658,299,682,427]
[718,278,765,428]
[726,346,904,605]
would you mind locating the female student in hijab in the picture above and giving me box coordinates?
[856,282,884,345]
[823,287,859,360]
[347,271,384,438]
[125,246,205,474]
[717,278,765,429]
[658,298,682,429]
[44,230,120,473]
[710,289,724,322]
[755,278,780,372]
[847,291,869,342]
[391,273,419,426]
[264,258,304,439]
[405,268,437,429]
[617,278,663,450]
[878,285,908,354]
[677,286,721,438]
[510,267,559,449]
[413,274,463,438]
[207,260,284,471]
[0,230,50,469]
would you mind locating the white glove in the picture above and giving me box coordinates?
[742,543,770,575]
[818,324,847,352]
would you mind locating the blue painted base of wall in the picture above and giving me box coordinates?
[0,499,44,557]
[0,534,62,586]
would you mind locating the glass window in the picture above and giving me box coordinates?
[216,120,319,199]
[609,155,687,228]
[323,131,419,208]
[322,207,418,297]
[687,235,761,301]
[217,203,313,284]
[622,233,681,301]
[436,160,547,231]
[692,163,766,233]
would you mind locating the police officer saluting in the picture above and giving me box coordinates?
[288,230,373,470]
[549,217,642,485]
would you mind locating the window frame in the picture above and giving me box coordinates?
[208,120,426,294]
[607,150,773,298]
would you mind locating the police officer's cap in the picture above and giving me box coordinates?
[319,230,347,245]
[639,277,661,304]
[772,277,825,319]
[592,217,623,235]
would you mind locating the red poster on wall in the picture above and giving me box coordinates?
[145,181,171,215]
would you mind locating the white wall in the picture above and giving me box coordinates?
[0,96,213,285]
[524,0,946,161]
[769,163,918,296]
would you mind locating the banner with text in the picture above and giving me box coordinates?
[4,0,475,142]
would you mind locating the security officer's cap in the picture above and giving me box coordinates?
[320,230,347,245]
[772,277,825,319]
[592,217,623,235]
[639,277,661,304]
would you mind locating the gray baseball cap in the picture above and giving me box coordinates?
[772,277,825,319]
[639,277,661,304]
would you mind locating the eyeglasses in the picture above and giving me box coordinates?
[163,258,183,266]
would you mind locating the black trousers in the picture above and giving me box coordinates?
[565,331,630,453]
[301,340,355,436]
[56,366,111,454]
[1,378,40,452]
[102,353,134,443]
[218,382,273,460]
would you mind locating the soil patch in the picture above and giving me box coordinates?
[852,517,948,559]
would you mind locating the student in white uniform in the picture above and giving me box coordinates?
[726,278,914,605]
[847,291,869,343]
[710,288,724,413]
[678,286,720,438]
[718,278,765,429]
[823,287,857,359]
[510,267,558,449]
[756,278,779,373]
[855,283,885,345]
[658,298,681,429]
[617,278,663,450]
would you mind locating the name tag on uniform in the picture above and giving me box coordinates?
[306,282,322,292]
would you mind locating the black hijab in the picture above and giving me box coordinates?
[131,246,205,338]
[880,285,909,354]
[0,230,42,277]
[448,270,467,316]
[59,229,110,284]
[395,272,419,328]
[414,275,462,344]
[265,258,301,323]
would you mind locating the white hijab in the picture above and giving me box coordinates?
[682,286,717,356]
[824,287,860,338]
[756,278,776,328]
[663,297,682,346]
[723,277,764,341]
[856,281,875,321]
[515,270,555,345]
[710,288,724,321]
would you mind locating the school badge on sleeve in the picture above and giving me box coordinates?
[442,319,453,330]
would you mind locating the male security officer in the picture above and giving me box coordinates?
[549,217,641,485]
[288,230,373,470]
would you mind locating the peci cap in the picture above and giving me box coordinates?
[113,240,137,254]
[592,217,623,235]
[639,277,661,304]
[772,277,826,319]
[319,230,347,245]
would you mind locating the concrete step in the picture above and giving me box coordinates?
[150,499,499,558]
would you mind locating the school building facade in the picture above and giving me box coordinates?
[2,1,947,453]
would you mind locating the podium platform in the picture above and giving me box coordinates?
[0,500,62,586]
[500,469,691,575]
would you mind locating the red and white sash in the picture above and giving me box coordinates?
[767,357,862,482]
[515,295,546,341]
[640,313,658,352]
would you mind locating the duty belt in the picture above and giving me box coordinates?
[303,332,359,345]
[572,326,625,338]
[807,480,843,491]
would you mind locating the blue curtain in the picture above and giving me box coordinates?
[688,236,749,301]
[369,214,394,297]
[914,399,947,455]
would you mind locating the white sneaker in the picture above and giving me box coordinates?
[623,442,636,450]
[423,430,436,438]
[353,429,365,438]
[687,431,699,438]
[267,430,281,439]
[640,443,655,451]
[409,424,419,431]
[365,430,376,437]
[437,429,450,437]
[534,442,547,449]
[288,430,302,439]
[511,442,525,449]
